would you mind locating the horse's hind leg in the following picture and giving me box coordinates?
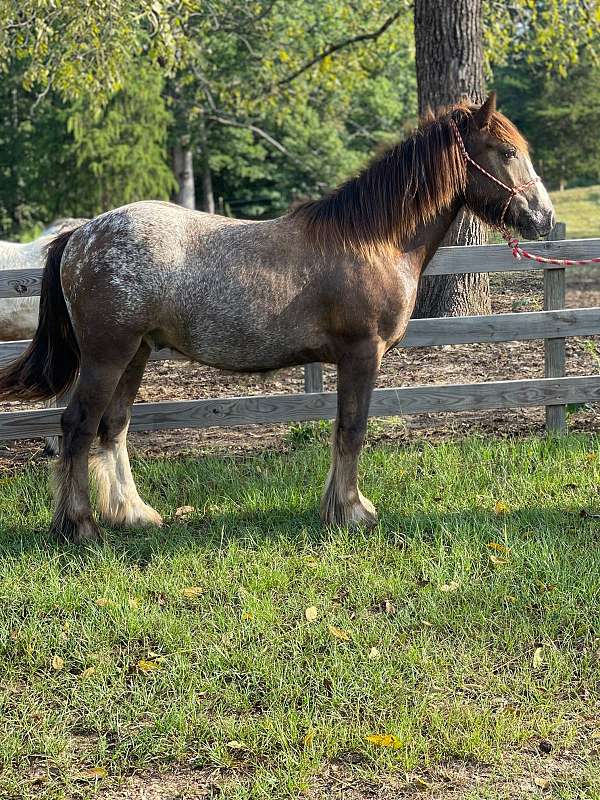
[320,344,382,528]
[91,342,162,528]
[51,354,136,543]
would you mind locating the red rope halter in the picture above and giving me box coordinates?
[449,117,600,267]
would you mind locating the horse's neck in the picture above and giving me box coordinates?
[403,199,464,273]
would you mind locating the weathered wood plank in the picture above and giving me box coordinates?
[304,363,324,393]
[1,307,599,368]
[424,236,600,276]
[399,307,600,348]
[543,222,567,435]
[1,236,599,300]
[1,375,599,440]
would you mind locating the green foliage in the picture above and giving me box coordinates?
[0,63,175,236]
[67,66,176,216]
[496,49,600,190]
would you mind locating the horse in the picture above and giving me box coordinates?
[0,93,554,543]
[0,218,88,455]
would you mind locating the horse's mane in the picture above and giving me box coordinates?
[292,103,528,259]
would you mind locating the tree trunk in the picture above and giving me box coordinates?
[173,141,196,210]
[199,120,215,214]
[412,0,491,318]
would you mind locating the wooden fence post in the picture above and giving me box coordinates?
[304,363,323,394]
[544,221,567,435]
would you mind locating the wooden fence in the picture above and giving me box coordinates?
[1,222,599,441]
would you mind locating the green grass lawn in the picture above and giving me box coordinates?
[1,434,600,799]
[550,185,600,239]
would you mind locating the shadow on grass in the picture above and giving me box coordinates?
[0,503,597,568]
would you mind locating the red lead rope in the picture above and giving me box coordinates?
[449,117,600,267]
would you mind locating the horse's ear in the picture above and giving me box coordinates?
[474,92,497,130]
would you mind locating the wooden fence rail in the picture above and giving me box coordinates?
[0,224,598,441]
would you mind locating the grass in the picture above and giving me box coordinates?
[549,185,600,239]
[1,433,600,799]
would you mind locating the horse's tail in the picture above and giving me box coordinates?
[0,228,81,400]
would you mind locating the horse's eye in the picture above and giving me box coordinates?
[503,148,517,160]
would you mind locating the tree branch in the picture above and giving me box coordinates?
[276,9,403,88]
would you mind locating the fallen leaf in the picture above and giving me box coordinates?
[305,606,318,622]
[487,541,509,554]
[533,646,544,669]
[51,655,64,671]
[182,586,204,599]
[137,659,160,674]
[414,777,431,790]
[585,453,597,463]
[534,776,550,790]
[79,667,96,679]
[440,581,460,593]
[365,733,402,749]
[128,596,140,609]
[226,740,246,750]
[490,555,507,566]
[175,505,195,518]
[95,598,109,607]
[328,625,350,641]
[368,647,380,660]
[303,728,315,747]
[76,767,108,780]
[494,500,510,515]
[384,599,396,616]
[241,611,254,621]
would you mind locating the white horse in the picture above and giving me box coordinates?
[0,219,88,453]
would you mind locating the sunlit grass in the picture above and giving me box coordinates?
[1,434,600,798]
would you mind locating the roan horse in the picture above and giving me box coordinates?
[0,94,555,543]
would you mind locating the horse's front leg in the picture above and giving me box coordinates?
[320,344,382,528]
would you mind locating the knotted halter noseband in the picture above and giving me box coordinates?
[449,116,600,267]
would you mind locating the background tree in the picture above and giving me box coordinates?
[412,0,490,318]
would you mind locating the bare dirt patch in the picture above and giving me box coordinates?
[1,269,599,471]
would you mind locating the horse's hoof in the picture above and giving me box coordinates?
[50,515,101,544]
[320,491,378,529]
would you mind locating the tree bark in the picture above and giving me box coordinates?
[173,141,196,210]
[199,120,215,214]
[412,0,491,318]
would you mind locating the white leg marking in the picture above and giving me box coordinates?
[90,427,162,527]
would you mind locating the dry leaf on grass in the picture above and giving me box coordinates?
[303,728,315,747]
[494,500,510,515]
[241,611,254,621]
[533,646,544,669]
[79,667,96,680]
[51,655,64,671]
[328,625,350,641]
[95,598,110,607]
[534,776,551,790]
[137,659,160,674]
[182,586,204,599]
[128,596,140,609]
[226,740,246,750]
[305,606,318,622]
[487,541,509,554]
[440,581,460,593]
[490,555,507,566]
[365,733,402,749]
[368,647,381,660]
[175,505,195,518]
[75,767,108,780]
